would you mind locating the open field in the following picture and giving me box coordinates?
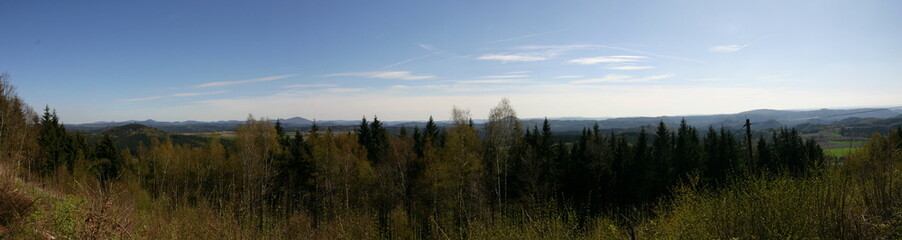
[825,146,860,158]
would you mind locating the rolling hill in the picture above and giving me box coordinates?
[67,108,902,134]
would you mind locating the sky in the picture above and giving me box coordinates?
[1,0,900,124]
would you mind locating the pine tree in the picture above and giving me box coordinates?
[425,116,441,146]
[540,118,553,158]
[94,132,120,183]
[358,116,370,148]
[673,119,701,181]
[756,136,772,174]
[37,106,77,176]
[413,126,424,158]
[651,121,673,197]
[399,126,408,139]
[633,127,651,203]
[368,116,389,165]
[275,119,285,141]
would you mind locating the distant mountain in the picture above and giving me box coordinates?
[508,108,899,133]
[68,108,901,134]
[281,116,314,126]
[70,117,314,133]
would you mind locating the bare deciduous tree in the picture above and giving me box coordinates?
[483,98,520,212]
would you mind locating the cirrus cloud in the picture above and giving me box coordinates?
[324,71,436,80]
[569,56,646,65]
[605,65,655,70]
[195,74,298,88]
[571,74,675,84]
[118,90,229,102]
[476,54,547,63]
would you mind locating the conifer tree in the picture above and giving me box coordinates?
[756,136,772,174]
[632,127,651,203]
[425,116,441,146]
[673,119,701,181]
[275,119,285,141]
[358,116,370,148]
[413,126,424,158]
[651,121,673,197]
[94,132,120,183]
[37,106,71,175]
[399,126,408,139]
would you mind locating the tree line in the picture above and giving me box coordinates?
[10,95,826,237]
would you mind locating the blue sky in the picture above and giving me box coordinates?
[1,0,900,123]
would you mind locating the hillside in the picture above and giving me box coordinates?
[88,124,227,151]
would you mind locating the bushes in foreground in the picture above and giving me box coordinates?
[643,129,902,239]
[0,174,34,235]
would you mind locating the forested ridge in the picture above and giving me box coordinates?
[2,75,901,239]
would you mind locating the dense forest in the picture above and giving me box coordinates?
[1,75,900,239]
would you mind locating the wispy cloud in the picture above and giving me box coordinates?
[486,30,558,44]
[569,56,646,65]
[455,79,525,84]
[382,43,443,69]
[709,44,744,53]
[554,75,584,79]
[710,37,765,53]
[490,44,699,64]
[516,44,598,58]
[687,78,721,82]
[569,55,655,70]
[325,71,436,80]
[195,74,297,88]
[119,90,228,102]
[478,44,599,63]
[480,74,529,79]
[605,65,655,70]
[592,45,704,63]
[170,91,228,97]
[418,43,438,51]
[326,88,365,93]
[119,96,164,102]
[282,83,339,89]
[476,54,547,63]
[631,74,676,82]
[571,75,630,84]
[514,44,696,63]
[515,44,598,52]
[571,74,675,84]
[383,53,437,69]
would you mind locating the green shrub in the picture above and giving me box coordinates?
[642,129,902,239]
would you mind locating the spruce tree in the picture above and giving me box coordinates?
[94,133,120,183]
[651,121,673,197]
[756,136,772,174]
[673,119,701,181]
[399,126,408,139]
[358,116,370,148]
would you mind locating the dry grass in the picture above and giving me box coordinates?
[0,175,34,235]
